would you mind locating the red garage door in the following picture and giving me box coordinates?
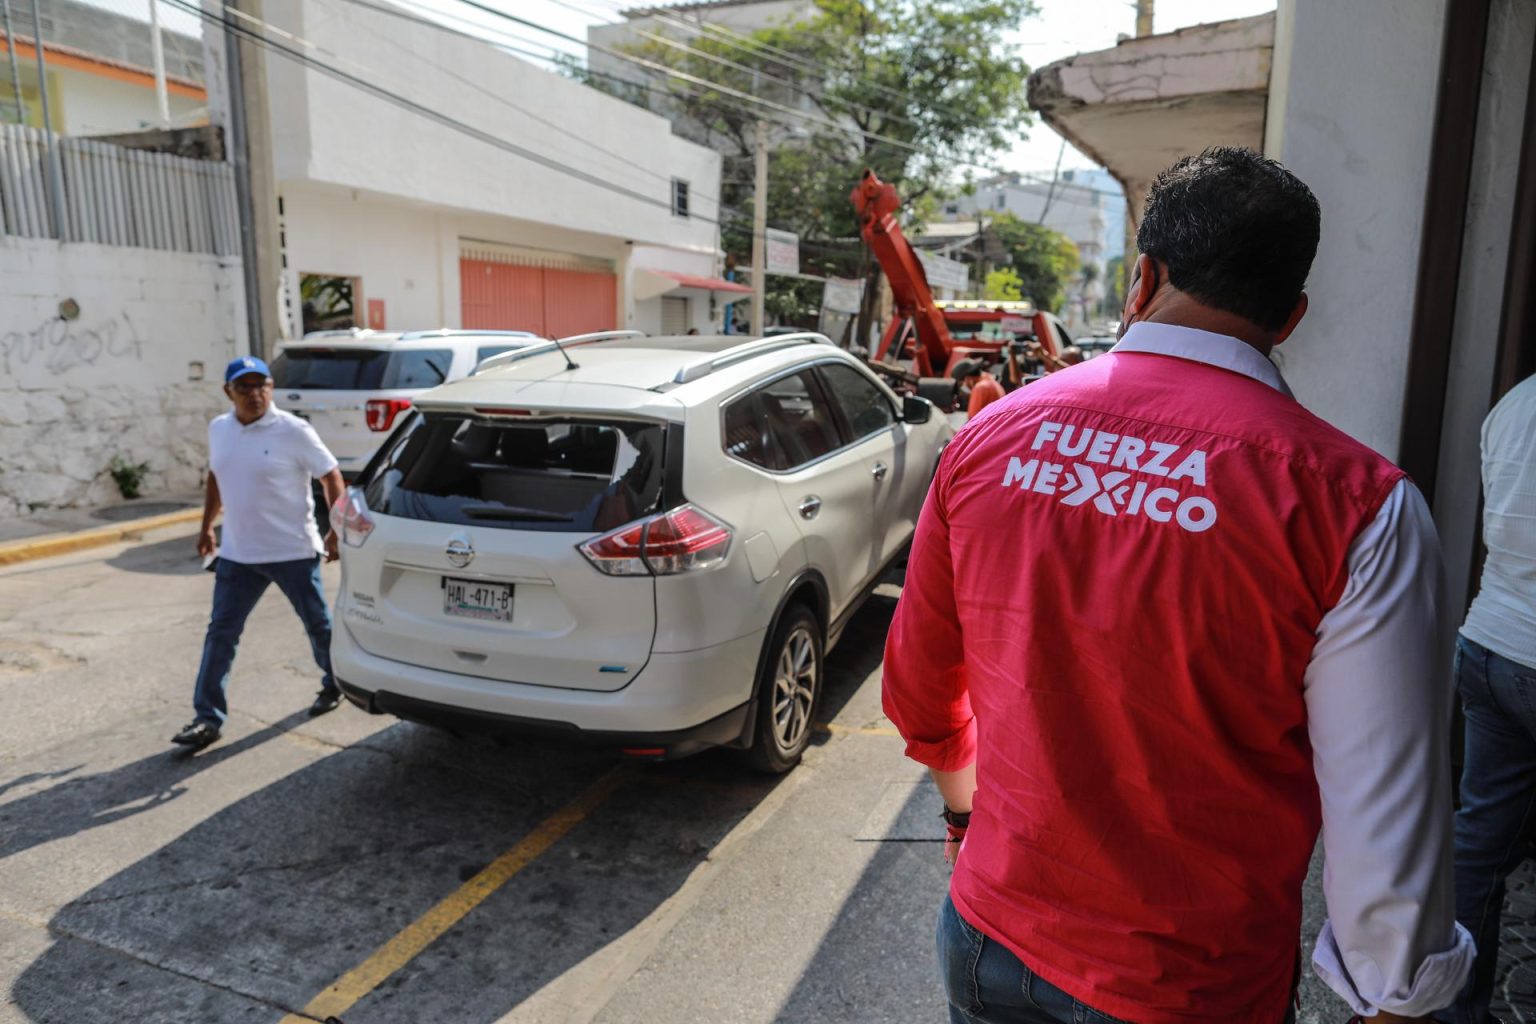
[460,245,617,336]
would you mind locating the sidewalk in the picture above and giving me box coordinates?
[0,493,203,566]
[0,493,202,545]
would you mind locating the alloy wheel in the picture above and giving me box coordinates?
[771,625,818,753]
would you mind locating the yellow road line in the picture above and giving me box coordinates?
[0,508,204,567]
[280,765,629,1024]
[814,721,902,737]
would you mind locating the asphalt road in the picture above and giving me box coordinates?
[0,521,1392,1024]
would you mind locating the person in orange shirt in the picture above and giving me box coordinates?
[953,358,1005,418]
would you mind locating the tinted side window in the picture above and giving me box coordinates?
[722,392,786,470]
[383,349,452,389]
[818,363,895,441]
[759,371,841,469]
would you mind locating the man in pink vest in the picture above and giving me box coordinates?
[884,147,1474,1024]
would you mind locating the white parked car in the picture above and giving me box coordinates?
[271,329,540,479]
[329,331,952,771]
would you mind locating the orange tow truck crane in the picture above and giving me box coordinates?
[850,170,1074,386]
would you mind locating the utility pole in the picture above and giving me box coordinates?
[222,0,283,355]
[1135,0,1154,37]
[750,119,768,337]
[27,0,64,237]
[148,0,170,126]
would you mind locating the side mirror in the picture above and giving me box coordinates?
[901,395,933,424]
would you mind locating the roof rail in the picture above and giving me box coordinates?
[470,330,645,375]
[399,328,539,340]
[671,332,833,385]
[557,329,646,345]
[301,328,379,340]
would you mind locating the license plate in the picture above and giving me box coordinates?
[442,577,513,622]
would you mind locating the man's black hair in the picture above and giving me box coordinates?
[1136,147,1321,331]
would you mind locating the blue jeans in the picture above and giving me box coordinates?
[1440,635,1536,1024]
[937,896,1295,1024]
[192,556,335,727]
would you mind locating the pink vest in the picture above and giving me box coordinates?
[941,351,1404,1023]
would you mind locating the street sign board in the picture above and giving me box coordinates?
[765,228,800,276]
[916,250,969,294]
[822,277,863,314]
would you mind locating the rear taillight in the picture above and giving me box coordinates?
[579,504,731,576]
[329,487,375,548]
[365,398,413,432]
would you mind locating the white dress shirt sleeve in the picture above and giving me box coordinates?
[1306,478,1475,1016]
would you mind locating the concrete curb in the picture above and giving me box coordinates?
[0,508,204,567]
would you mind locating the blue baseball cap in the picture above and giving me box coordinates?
[225,356,271,383]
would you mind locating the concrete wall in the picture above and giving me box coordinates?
[0,238,246,515]
[264,0,721,258]
[1271,0,1447,461]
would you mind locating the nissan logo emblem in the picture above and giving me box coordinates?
[446,537,475,568]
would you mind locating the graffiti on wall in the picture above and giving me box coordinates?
[0,311,145,378]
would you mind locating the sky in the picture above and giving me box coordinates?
[123,0,1275,177]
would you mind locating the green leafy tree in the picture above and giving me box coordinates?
[986,213,1079,313]
[572,0,1038,335]
[984,268,1023,301]
[1103,253,1128,316]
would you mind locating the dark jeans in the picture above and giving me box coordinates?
[937,895,1295,1024]
[192,556,335,727]
[1440,635,1536,1024]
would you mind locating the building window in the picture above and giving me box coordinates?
[994,194,1007,210]
[944,203,960,215]
[672,179,690,218]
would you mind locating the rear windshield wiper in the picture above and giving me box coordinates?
[462,505,574,523]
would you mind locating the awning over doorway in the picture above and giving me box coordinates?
[1027,13,1275,223]
[634,269,754,302]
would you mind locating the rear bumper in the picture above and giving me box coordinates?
[331,621,763,755]
[337,683,749,759]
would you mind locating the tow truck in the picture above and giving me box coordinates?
[849,170,1079,404]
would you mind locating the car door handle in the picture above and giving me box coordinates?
[871,462,889,481]
[797,496,822,520]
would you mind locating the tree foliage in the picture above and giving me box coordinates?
[573,0,1038,330]
[987,213,1079,313]
[983,268,1023,301]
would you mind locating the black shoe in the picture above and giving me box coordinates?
[171,721,220,749]
[309,690,343,717]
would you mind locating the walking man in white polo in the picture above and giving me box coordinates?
[171,356,347,751]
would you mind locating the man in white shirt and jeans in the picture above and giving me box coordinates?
[1439,372,1536,1024]
[171,356,347,750]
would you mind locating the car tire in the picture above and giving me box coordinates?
[743,603,824,774]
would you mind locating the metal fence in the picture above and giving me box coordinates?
[0,123,239,255]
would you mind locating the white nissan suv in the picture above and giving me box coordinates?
[328,331,951,771]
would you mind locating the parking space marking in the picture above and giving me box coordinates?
[279,764,630,1024]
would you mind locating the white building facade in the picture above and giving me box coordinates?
[263,0,733,340]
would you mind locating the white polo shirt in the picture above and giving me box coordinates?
[208,407,339,565]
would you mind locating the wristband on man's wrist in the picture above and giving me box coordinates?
[940,806,971,830]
